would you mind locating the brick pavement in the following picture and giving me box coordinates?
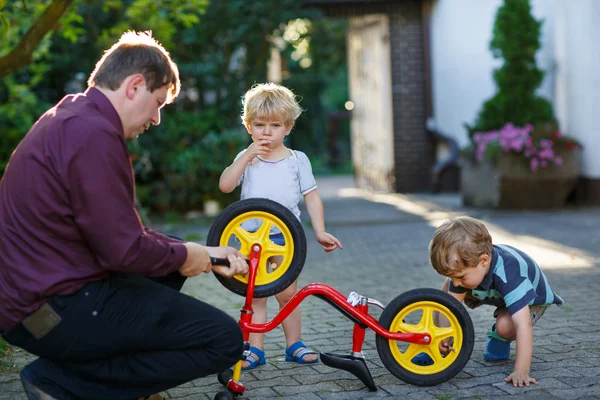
[2,175,600,399]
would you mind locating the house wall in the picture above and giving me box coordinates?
[429,0,600,190]
[306,0,432,192]
[429,0,555,147]
[553,0,600,184]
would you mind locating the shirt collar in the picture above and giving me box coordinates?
[84,87,124,136]
[477,245,498,290]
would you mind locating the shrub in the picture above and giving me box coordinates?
[132,110,248,214]
[465,0,556,137]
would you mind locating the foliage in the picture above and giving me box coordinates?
[281,17,350,172]
[0,0,209,175]
[467,122,581,171]
[0,76,49,173]
[466,0,555,137]
[131,110,248,213]
[1,1,351,213]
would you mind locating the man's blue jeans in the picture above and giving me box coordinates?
[3,272,243,400]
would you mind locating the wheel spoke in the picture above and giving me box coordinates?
[254,219,273,243]
[263,241,287,259]
[434,326,455,341]
[402,343,422,361]
[394,322,420,334]
[232,226,254,249]
[418,307,435,333]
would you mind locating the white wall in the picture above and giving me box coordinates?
[554,0,600,177]
[429,0,556,147]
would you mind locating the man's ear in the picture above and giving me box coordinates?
[244,122,252,134]
[124,74,146,100]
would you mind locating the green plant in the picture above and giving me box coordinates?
[466,0,555,138]
[0,337,9,354]
[0,337,17,374]
[132,112,248,214]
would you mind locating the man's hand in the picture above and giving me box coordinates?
[505,370,538,387]
[207,246,249,278]
[316,232,343,253]
[179,242,212,277]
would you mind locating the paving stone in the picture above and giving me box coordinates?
[3,176,600,398]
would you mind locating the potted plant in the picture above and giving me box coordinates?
[461,122,581,208]
[461,0,582,209]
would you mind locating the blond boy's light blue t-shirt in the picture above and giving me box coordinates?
[235,149,316,231]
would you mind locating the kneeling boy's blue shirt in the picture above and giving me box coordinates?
[450,244,564,315]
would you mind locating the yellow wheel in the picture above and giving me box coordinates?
[207,198,306,297]
[376,288,474,386]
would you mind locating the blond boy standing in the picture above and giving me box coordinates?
[220,82,342,370]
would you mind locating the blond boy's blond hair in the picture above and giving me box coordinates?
[241,82,302,127]
[429,216,493,276]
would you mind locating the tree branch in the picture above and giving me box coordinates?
[0,0,75,78]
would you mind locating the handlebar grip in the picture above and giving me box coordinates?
[210,257,230,266]
[210,257,251,267]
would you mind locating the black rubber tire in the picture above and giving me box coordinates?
[207,198,307,298]
[375,288,474,386]
[217,369,233,386]
[214,391,235,400]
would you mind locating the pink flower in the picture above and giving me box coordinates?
[472,123,575,170]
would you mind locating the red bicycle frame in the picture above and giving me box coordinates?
[226,244,432,396]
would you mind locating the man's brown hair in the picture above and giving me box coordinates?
[88,31,180,103]
[429,216,493,276]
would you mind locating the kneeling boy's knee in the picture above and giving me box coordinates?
[495,313,515,340]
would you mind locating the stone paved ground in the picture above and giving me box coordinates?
[2,175,600,399]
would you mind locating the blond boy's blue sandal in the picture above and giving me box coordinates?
[242,346,266,370]
[285,341,319,364]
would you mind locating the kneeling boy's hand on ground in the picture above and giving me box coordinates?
[505,370,538,387]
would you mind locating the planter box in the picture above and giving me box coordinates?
[461,150,581,209]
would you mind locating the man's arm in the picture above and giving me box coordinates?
[68,124,186,276]
[505,306,538,387]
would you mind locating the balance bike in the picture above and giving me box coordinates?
[207,199,474,399]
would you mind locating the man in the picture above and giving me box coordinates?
[0,31,248,400]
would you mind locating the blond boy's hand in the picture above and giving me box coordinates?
[246,140,271,164]
[316,232,342,253]
[505,370,538,387]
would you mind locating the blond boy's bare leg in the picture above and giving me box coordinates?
[242,297,268,369]
[276,279,318,363]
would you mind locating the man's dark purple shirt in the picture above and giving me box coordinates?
[0,88,187,332]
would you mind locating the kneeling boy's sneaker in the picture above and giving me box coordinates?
[483,323,510,361]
